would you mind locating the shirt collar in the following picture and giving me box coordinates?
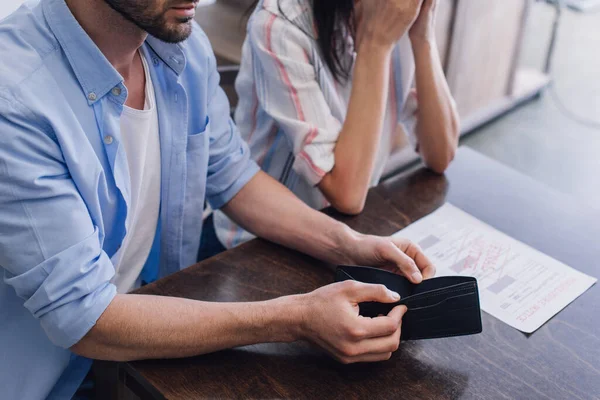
[145,36,185,76]
[43,0,185,105]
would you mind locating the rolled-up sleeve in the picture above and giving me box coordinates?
[0,97,116,349]
[248,11,343,186]
[204,40,260,209]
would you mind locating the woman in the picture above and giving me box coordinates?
[212,0,459,250]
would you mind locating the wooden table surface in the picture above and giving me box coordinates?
[116,147,600,400]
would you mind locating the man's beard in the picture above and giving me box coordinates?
[104,0,194,43]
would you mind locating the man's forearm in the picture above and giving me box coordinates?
[222,172,357,266]
[72,175,366,362]
[70,174,437,363]
[412,38,459,173]
[71,293,304,361]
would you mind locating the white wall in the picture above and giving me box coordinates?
[0,0,26,20]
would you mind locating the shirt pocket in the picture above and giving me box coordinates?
[183,119,210,263]
[186,118,210,201]
[187,118,210,154]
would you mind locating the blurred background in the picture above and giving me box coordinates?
[2,0,598,206]
[0,0,26,18]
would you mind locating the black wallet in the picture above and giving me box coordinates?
[335,265,483,340]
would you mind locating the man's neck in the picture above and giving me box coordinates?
[65,0,146,80]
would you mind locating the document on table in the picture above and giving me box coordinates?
[393,203,597,333]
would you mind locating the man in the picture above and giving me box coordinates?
[0,0,435,398]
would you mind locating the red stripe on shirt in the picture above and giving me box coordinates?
[298,151,326,177]
[305,126,318,145]
[266,14,305,121]
[265,13,324,177]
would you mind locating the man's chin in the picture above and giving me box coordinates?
[149,22,193,43]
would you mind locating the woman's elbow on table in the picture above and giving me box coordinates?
[421,131,459,174]
[330,196,366,216]
[320,177,368,216]
[423,148,456,174]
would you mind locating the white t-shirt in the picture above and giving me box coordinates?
[111,53,161,293]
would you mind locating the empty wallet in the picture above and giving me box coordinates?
[335,265,483,340]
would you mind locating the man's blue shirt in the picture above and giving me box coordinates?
[0,0,259,398]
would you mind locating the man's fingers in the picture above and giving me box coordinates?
[339,326,403,363]
[405,241,436,279]
[379,241,423,283]
[388,304,408,321]
[344,281,401,304]
[353,305,407,340]
[339,352,394,364]
[317,285,408,364]
[354,315,400,339]
[392,238,436,280]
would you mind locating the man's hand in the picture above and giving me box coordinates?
[300,281,407,363]
[340,232,436,284]
[409,0,438,44]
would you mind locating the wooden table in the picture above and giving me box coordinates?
[102,147,600,399]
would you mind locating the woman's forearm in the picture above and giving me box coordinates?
[318,43,392,215]
[412,38,459,173]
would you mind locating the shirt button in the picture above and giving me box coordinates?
[104,135,114,145]
[111,87,121,96]
[152,57,159,66]
[88,92,97,101]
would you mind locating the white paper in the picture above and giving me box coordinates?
[393,203,597,333]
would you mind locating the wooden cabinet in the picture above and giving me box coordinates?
[429,0,548,131]
[446,0,528,117]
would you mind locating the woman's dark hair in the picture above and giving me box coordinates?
[247,0,357,83]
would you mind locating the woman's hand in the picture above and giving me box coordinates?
[409,0,438,44]
[356,0,424,52]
